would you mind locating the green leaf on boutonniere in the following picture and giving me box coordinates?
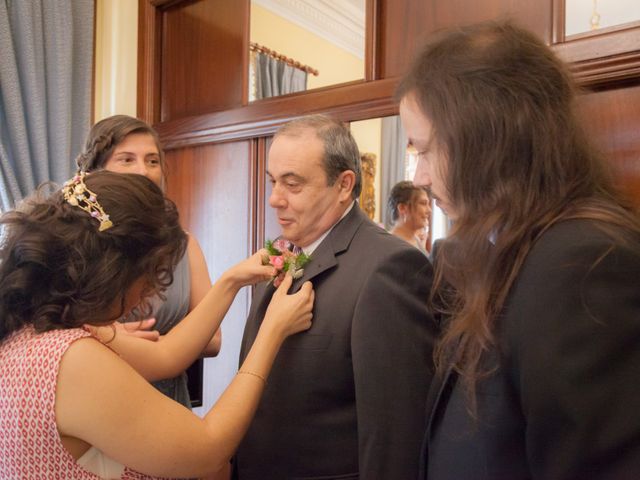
[265,239,282,256]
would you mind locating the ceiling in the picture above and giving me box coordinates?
[253,0,366,58]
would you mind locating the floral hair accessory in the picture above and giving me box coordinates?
[62,171,113,231]
[262,238,310,287]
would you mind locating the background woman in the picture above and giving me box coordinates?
[398,21,640,479]
[77,114,215,407]
[0,171,314,478]
[388,180,431,254]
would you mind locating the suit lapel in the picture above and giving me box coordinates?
[291,205,365,290]
[239,281,277,361]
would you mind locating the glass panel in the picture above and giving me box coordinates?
[565,0,640,37]
[250,0,365,101]
[350,116,450,248]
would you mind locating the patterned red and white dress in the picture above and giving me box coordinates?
[0,326,166,479]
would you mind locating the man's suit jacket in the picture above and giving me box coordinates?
[420,219,640,480]
[236,206,437,480]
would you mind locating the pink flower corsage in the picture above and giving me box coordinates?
[262,239,310,287]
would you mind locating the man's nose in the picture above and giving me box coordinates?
[269,185,285,208]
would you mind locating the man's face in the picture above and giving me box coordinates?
[400,94,458,220]
[267,131,351,248]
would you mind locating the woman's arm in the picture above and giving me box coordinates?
[90,251,274,381]
[56,276,314,478]
[186,234,221,356]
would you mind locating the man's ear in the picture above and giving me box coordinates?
[337,170,356,201]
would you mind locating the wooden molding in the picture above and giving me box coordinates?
[365,0,379,81]
[137,0,162,124]
[154,77,399,150]
[551,0,565,44]
[553,26,640,88]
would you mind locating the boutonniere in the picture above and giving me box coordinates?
[262,239,311,287]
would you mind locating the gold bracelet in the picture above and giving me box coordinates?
[238,370,267,384]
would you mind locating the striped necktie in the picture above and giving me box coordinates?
[291,244,303,256]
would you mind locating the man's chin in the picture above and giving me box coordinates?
[279,227,297,242]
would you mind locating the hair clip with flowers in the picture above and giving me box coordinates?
[262,238,310,287]
[62,171,113,232]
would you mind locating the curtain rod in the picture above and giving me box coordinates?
[250,42,319,76]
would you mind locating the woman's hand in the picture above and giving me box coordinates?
[83,318,160,343]
[263,274,314,338]
[223,249,277,289]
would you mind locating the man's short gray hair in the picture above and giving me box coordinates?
[275,115,362,198]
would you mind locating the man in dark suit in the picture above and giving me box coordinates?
[234,115,437,480]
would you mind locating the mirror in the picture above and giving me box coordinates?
[249,0,366,101]
[565,0,640,37]
[349,116,450,250]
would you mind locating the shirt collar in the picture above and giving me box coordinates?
[300,201,355,256]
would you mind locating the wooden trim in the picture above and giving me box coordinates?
[149,0,188,7]
[91,0,97,123]
[253,137,267,253]
[137,0,162,123]
[365,0,379,81]
[551,0,565,44]
[242,5,251,106]
[553,26,640,88]
[155,77,399,150]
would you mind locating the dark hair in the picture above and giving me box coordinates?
[76,115,165,176]
[275,114,362,198]
[387,181,426,224]
[398,21,640,409]
[0,171,187,341]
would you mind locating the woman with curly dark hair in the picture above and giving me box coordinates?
[0,171,314,479]
[76,114,220,408]
[398,21,640,479]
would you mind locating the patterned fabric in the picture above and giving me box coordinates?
[0,326,164,479]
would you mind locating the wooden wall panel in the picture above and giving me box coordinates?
[377,0,554,79]
[159,0,248,122]
[578,84,640,206]
[164,140,254,412]
[260,137,282,246]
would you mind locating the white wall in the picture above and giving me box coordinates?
[94,0,138,121]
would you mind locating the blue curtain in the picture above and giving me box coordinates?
[255,52,307,100]
[0,0,94,210]
[380,115,407,228]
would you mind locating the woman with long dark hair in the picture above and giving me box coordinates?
[398,21,640,479]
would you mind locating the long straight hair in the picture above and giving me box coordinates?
[397,21,640,410]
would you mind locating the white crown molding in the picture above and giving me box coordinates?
[253,0,365,59]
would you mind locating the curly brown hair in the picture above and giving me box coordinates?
[0,171,187,341]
